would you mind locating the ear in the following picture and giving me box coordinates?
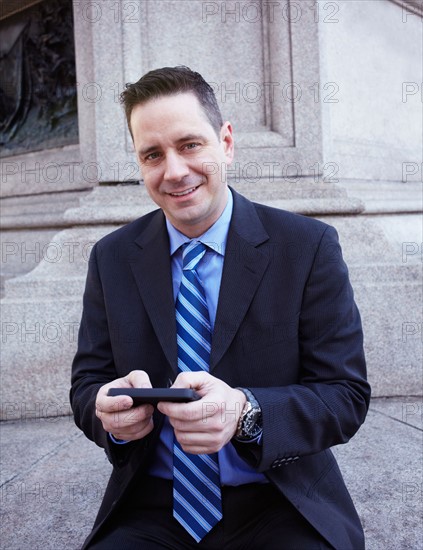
[220,122,234,165]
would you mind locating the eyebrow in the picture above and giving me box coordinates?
[138,134,206,157]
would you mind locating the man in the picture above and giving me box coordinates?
[71,66,370,549]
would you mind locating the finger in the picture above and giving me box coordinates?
[96,401,154,427]
[96,371,152,412]
[157,400,204,421]
[96,378,133,413]
[110,403,154,427]
[171,371,212,391]
[112,417,154,442]
[113,415,153,436]
[158,392,223,421]
[175,432,221,455]
[126,370,152,388]
[171,414,222,434]
[96,393,133,414]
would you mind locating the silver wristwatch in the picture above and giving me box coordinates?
[235,388,263,441]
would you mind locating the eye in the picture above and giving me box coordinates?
[145,152,161,161]
[184,142,200,150]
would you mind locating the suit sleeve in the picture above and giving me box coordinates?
[70,243,143,466]
[233,225,371,472]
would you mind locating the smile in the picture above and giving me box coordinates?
[169,186,199,197]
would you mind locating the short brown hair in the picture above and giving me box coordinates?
[120,66,223,139]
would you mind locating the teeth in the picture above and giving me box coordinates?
[170,187,196,197]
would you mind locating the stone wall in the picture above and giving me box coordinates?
[319,0,422,181]
[1,0,422,420]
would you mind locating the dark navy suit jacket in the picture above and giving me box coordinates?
[71,188,370,549]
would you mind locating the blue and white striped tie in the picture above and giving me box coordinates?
[173,241,222,542]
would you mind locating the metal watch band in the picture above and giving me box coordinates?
[237,387,260,409]
[235,387,262,440]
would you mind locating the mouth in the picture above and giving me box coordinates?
[168,185,199,198]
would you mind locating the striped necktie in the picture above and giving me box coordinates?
[173,241,223,542]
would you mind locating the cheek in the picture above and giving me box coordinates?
[193,153,221,176]
[143,170,162,193]
[195,156,225,191]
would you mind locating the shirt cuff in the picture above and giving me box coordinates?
[234,430,263,445]
[109,433,130,445]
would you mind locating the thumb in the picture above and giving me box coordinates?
[172,371,212,393]
[125,370,152,389]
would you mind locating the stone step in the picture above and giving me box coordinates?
[0,397,421,550]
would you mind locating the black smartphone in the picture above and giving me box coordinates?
[107,388,201,406]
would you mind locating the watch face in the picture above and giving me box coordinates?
[243,409,262,437]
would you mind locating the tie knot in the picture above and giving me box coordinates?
[182,241,206,271]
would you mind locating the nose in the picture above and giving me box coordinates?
[163,151,190,183]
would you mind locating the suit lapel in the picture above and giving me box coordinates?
[129,210,178,376]
[128,191,269,376]
[210,190,269,371]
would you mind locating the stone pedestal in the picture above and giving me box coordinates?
[1,0,422,419]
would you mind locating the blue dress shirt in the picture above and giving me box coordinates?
[147,189,266,485]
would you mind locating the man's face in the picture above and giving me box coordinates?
[130,92,234,238]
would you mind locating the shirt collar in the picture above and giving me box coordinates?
[166,188,233,256]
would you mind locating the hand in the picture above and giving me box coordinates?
[95,370,154,442]
[157,372,246,454]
